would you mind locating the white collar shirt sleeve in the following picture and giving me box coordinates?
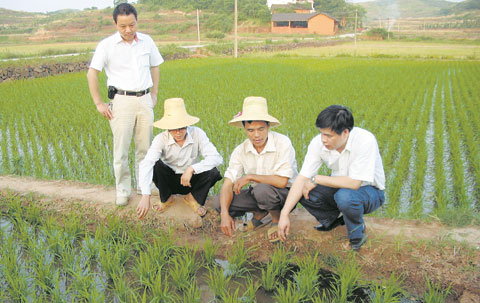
[138,133,165,195]
[299,135,325,179]
[190,128,223,174]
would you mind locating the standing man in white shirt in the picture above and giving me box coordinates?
[136,98,223,220]
[215,97,297,242]
[87,3,164,206]
[278,105,385,251]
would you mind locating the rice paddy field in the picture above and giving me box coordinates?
[1,56,479,302]
[1,57,479,218]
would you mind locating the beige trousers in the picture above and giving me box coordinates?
[109,93,154,198]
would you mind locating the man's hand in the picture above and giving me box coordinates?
[96,102,113,120]
[302,180,316,200]
[233,175,250,195]
[278,214,290,242]
[220,212,236,237]
[181,167,194,187]
[136,195,151,219]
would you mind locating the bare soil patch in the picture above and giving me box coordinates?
[1,175,479,302]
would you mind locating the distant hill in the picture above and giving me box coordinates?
[441,0,480,15]
[357,0,455,20]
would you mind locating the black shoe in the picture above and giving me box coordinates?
[349,235,367,251]
[314,216,345,232]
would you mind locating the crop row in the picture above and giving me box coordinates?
[0,57,478,216]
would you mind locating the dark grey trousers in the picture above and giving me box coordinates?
[213,183,289,217]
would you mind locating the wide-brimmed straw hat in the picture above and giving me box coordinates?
[153,98,199,130]
[228,96,280,128]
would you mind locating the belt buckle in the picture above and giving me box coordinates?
[136,91,143,97]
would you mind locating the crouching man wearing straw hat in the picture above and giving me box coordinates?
[277,105,385,251]
[136,98,223,220]
[214,97,298,242]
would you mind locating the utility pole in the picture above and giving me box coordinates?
[354,9,357,49]
[234,0,238,58]
[196,8,200,45]
[387,17,390,40]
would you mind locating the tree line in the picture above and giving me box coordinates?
[137,0,365,30]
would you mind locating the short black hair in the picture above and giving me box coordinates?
[113,3,137,23]
[242,121,270,127]
[315,105,354,134]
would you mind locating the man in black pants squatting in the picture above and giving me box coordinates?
[136,98,222,219]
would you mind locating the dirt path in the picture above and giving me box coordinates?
[1,175,479,302]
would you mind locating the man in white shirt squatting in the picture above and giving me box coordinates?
[214,97,298,242]
[278,105,385,251]
[136,98,223,220]
[87,3,163,206]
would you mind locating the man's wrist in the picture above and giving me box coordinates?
[310,175,318,185]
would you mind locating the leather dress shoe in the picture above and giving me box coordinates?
[314,215,345,232]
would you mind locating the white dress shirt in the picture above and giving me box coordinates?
[299,127,385,190]
[89,32,164,91]
[139,126,223,195]
[224,131,298,186]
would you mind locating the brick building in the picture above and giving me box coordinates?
[271,12,339,35]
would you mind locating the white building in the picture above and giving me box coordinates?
[267,0,314,9]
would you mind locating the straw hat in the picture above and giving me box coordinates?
[153,98,200,130]
[229,96,280,128]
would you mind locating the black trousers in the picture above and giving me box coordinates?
[152,160,222,205]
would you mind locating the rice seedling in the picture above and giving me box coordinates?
[423,277,452,303]
[149,273,177,302]
[98,240,130,280]
[261,261,280,292]
[225,236,256,277]
[327,254,363,303]
[294,253,321,300]
[70,265,105,302]
[273,280,303,303]
[177,280,201,303]
[169,245,200,291]
[30,240,57,294]
[80,234,101,262]
[369,272,405,303]
[1,250,32,302]
[241,277,261,303]
[202,235,219,267]
[221,287,242,303]
[111,271,136,303]
[134,248,162,288]
[206,264,232,300]
[261,246,292,291]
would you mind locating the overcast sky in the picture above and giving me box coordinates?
[0,0,464,13]
[0,0,132,13]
